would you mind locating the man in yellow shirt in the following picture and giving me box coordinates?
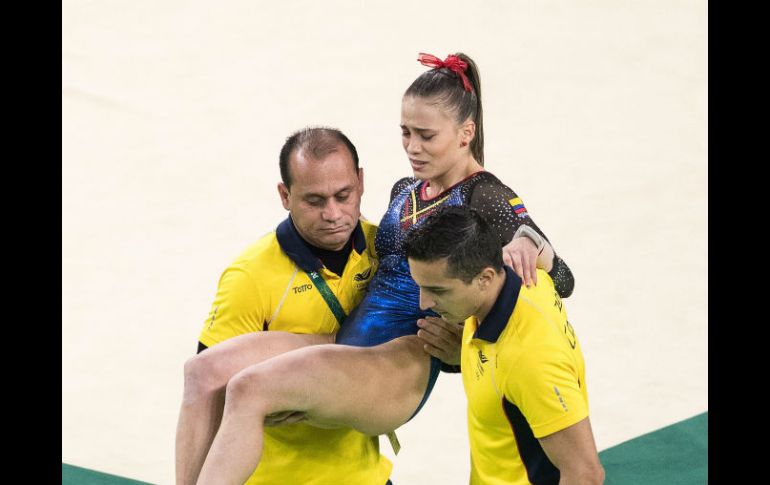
[175,127,393,485]
[405,205,605,485]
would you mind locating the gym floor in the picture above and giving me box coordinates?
[62,2,707,483]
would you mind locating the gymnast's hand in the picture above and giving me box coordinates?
[416,316,463,366]
[502,237,540,288]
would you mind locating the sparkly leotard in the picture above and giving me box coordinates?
[336,171,574,415]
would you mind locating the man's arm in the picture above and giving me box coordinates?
[538,417,605,485]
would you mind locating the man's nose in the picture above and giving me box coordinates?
[322,199,342,222]
[419,288,435,311]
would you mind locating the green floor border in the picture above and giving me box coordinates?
[62,464,156,485]
[64,412,708,484]
[599,411,708,485]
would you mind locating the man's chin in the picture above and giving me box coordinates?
[318,234,351,251]
[440,315,464,325]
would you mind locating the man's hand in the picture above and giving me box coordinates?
[417,316,463,366]
[502,237,539,288]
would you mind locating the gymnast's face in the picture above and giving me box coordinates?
[401,95,475,183]
[408,257,487,325]
[278,146,364,251]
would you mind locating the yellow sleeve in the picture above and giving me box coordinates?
[198,265,267,347]
[502,343,589,439]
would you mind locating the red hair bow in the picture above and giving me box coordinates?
[417,52,472,92]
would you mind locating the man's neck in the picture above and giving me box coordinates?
[305,238,353,257]
[303,236,353,277]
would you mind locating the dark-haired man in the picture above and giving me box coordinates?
[404,205,604,485]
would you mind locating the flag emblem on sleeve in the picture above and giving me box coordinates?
[509,197,529,218]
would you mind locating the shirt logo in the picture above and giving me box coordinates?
[353,266,374,291]
[354,267,372,282]
[563,320,577,349]
[478,349,488,363]
[292,284,313,294]
[554,386,569,412]
[206,305,219,330]
[475,349,488,379]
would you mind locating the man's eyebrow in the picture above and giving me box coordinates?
[421,285,447,291]
[303,185,354,199]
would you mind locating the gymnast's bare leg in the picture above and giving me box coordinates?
[195,335,431,485]
[175,331,334,485]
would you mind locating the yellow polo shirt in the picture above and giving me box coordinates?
[461,267,588,485]
[199,216,392,485]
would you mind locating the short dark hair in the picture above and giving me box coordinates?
[405,52,484,165]
[278,126,359,187]
[404,205,503,283]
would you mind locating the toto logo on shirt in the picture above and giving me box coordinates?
[292,284,313,294]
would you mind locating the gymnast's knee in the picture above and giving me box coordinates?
[182,353,227,401]
[224,368,273,411]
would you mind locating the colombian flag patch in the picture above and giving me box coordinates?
[509,197,529,218]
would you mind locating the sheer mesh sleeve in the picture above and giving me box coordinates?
[469,173,575,298]
[389,177,416,203]
[548,255,574,297]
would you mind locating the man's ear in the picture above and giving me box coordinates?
[358,167,364,196]
[277,182,291,211]
[476,266,497,290]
